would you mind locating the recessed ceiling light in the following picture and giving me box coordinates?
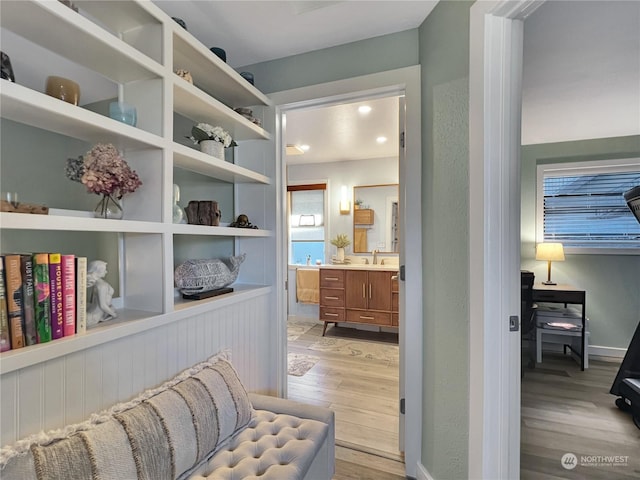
[300,144,310,151]
[358,105,372,114]
[286,144,305,155]
[376,136,387,144]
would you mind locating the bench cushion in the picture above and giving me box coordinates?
[0,352,253,480]
[185,409,329,480]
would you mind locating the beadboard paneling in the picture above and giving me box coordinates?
[0,293,273,447]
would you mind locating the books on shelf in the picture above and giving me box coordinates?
[20,255,38,346]
[61,254,75,337]
[0,258,11,352]
[49,253,64,340]
[4,254,25,349]
[0,252,89,352]
[33,253,52,344]
[75,257,87,335]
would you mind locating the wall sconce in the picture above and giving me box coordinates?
[339,185,350,214]
[535,242,565,285]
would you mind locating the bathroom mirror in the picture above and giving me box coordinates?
[352,184,399,253]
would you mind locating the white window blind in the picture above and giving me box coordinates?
[541,167,640,249]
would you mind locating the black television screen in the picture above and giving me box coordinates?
[624,185,640,224]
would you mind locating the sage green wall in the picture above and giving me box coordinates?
[521,135,640,349]
[239,10,474,477]
[419,2,473,479]
[238,29,419,94]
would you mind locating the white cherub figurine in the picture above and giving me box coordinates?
[86,260,118,327]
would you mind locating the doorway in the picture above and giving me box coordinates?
[284,94,402,459]
[270,65,422,478]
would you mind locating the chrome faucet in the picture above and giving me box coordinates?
[372,249,379,265]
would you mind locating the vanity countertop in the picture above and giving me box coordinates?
[289,263,399,272]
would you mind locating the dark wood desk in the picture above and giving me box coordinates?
[532,283,587,371]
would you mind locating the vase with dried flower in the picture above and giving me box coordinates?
[187,123,236,161]
[66,143,142,219]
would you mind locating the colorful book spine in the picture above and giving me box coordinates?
[48,253,64,340]
[4,254,25,349]
[33,253,52,343]
[0,258,11,352]
[61,254,76,337]
[75,257,87,334]
[20,255,38,346]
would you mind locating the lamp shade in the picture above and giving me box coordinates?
[536,242,565,262]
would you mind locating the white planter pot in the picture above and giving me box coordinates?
[337,247,345,262]
[200,139,224,160]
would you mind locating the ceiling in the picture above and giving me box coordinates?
[152,1,638,164]
[152,1,439,68]
[152,0,435,165]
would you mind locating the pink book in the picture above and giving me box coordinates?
[48,253,63,340]
[61,255,75,337]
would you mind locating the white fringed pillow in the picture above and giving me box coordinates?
[0,351,254,480]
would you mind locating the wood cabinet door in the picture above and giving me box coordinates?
[345,270,368,310]
[368,271,392,311]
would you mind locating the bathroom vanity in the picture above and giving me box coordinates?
[319,265,399,335]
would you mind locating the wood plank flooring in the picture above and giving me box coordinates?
[521,353,640,479]
[289,318,640,479]
[287,317,405,478]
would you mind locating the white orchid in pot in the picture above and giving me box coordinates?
[188,123,236,160]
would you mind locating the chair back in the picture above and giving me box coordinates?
[521,270,536,334]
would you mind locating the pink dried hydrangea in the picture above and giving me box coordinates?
[80,143,142,198]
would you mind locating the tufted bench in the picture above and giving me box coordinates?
[189,395,334,480]
[0,353,335,480]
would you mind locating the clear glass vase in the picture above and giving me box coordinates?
[94,194,123,219]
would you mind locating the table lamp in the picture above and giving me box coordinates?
[536,242,565,285]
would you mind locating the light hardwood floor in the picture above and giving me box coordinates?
[521,352,640,479]
[287,318,405,478]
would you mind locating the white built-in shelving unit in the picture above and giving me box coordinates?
[0,0,275,375]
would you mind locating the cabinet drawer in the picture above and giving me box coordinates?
[346,309,391,326]
[320,269,345,288]
[320,288,345,307]
[392,292,399,312]
[533,289,585,304]
[392,313,399,326]
[320,307,345,322]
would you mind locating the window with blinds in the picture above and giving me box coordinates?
[538,160,640,250]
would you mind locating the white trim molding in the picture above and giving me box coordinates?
[469,1,544,479]
[416,462,435,480]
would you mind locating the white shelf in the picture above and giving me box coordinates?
[76,0,163,34]
[0,285,272,375]
[0,1,274,373]
[173,79,271,142]
[0,212,167,234]
[0,0,164,83]
[1,81,166,151]
[171,223,272,237]
[173,284,272,311]
[173,143,270,184]
[172,27,272,108]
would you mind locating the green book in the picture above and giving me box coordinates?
[32,253,52,343]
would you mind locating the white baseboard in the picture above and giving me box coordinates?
[589,345,627,359]
[417,462,435,480]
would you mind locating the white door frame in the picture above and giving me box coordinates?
[270,65,422,478]
[469,1,544,478]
